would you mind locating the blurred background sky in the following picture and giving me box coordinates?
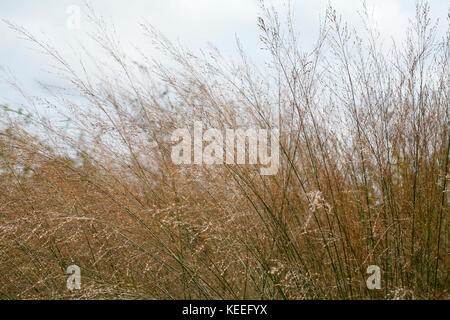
[0,0,448,105]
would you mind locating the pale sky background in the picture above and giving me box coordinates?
[0,0,448,105]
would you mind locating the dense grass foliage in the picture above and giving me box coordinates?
[0,2,448,299]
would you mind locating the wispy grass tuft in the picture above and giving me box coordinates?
[0,1,448,299]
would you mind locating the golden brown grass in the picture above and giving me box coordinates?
[0,1,448,299]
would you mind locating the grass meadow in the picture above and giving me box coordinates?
[0,1,448,299]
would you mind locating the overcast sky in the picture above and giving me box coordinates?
[1,0,448,104]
